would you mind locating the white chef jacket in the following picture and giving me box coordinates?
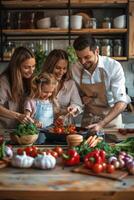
[71,55,131,106]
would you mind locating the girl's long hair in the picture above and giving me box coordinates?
[42,49,70,81]
[30,72,58,101]
[1,46,35,102]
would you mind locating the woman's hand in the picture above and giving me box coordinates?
[67,106,78,116]
[16,113,34,124]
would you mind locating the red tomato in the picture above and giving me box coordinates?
[17,148,24,155]
[24,146,33,156]
[30,150,38,158]
[53,146,63,157]
[84,157,94,169]
[107,164,115,173]
[46,149,52,154]
[54,127,64,134]
[92,163,103,174]
[102,162,107,171]
[50,151,58,159]
[31,146,38,151]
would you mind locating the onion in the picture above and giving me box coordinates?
[112,160,120,169]
[108,156,117,164]
[118,154,125,160]
[5,146,13,158]
[127,161,134,175]
[118,158,125,168]
[123,156,133,164]
[119,151,127,156]
[126,154,133,160]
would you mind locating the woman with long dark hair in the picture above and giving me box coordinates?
[0,46,36,128]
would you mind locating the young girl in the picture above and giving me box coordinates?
[24,72,60,144]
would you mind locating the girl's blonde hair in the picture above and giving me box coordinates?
[30,72,58,101]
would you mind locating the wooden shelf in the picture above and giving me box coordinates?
[1,0,68,8]
[112,57,128,61]
[3,28,127,35]
[2,57,128,62]
[71,28,127,34]
[1,0,128,8]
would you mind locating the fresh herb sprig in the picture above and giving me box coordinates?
[14,123,39,137]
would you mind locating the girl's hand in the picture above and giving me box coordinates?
[34,120,43,128]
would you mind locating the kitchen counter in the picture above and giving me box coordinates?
[0,129,134,200]
[0,163,134,200]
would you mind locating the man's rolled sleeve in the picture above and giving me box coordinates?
[111,63,131,104]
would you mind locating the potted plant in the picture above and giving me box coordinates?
[34,44,47,75]
[66,45,78,65]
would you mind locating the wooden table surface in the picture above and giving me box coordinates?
[0,161,134,200]
[0,129,134,200]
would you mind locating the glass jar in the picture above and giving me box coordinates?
[29,12,35,29]
[95,39,101,54]
[3,41,15,60]
[101,39,112,57]
[85,18,97,29]
[6,12,11,29]
[17,12,22,29]
[113,39,123,57]
[102,17,111,29]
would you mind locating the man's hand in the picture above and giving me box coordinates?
[82,96,91,105]
[87,122,103,133]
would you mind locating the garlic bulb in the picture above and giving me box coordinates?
[11,152,34,168]
[34,152,56,169]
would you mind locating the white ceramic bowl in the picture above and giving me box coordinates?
[56,15,69,29]
[71,15,83,29]
[37,17,51,29]
[113,15,126,29]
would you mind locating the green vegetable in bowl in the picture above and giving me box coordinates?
[14,123,39,136]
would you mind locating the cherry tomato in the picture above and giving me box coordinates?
[92,163,103,174]
[31,146,38,151]
[107,164,115,173]
[54,118,64,126]
[17,148,24,155]
[24,146,33,156]
[30,150,38,158]
[102,162,107,171]
[50,151,58,158]
[53,146,63,157]
[54,127,64,134]
[46,149,52,154]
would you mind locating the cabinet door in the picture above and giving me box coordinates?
[129,1,134,58]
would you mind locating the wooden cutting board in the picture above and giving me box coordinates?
[72,165,128,181]
[104,128,134,141]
